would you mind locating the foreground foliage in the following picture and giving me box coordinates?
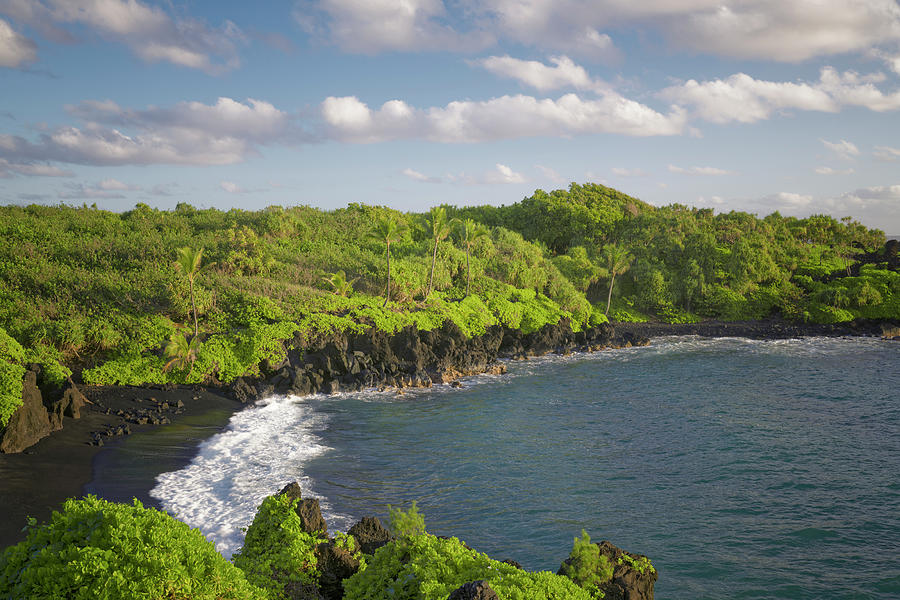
[0,496,267,600]
[232,493,323,595]
[343,505,593,600]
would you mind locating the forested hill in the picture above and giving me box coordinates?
[1,182,898,424]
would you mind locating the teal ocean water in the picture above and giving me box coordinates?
[146,336,900,599]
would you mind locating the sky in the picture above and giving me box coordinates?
[1,0,900,233]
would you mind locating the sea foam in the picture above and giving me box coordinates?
[150,394,339,558]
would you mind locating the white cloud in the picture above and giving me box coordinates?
[97,178,136,190]
[814,166,854,175]
[0,17,36,68]
[403,163,526,185]
[321,92,686,142]
[662,67,900,124]
[298,1,900,62]
[662,0,900,62]
[535,164,565,183]
[483,163,525,184]
[874,145,900,161]
[402,167,441,183]
[58,179,140,199]
[0,158,72,176]
[0,97,298,166]
[821,138,860,160]
[2,0,243,73]
[219,181,245,194]
[472,55,602,92]
[611,167,647,177]
[668,164,733,176]
[295,0,491,53]
[447,163,526,185]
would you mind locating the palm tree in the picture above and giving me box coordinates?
[163,330,202,377]
[369,215,406,306]
[602,244,633,316]
[453,218,489,297]
[424,206,451,297]
[174,247,204,338]
[323,270,357,297]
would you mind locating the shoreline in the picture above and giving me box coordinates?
[0,317,894,552]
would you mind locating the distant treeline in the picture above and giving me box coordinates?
[1,183,898,424]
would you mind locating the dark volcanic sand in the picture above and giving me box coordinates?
[0,385,243,550]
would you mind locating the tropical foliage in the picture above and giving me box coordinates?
[0,184,895,404]
[0,496,267,600]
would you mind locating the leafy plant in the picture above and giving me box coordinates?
[0,496,266,600]
[323,270,357,297]
[388,501,427,538]
[559,530,612,597]
[232,492,323,595]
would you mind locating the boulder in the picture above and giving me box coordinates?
[314,541,361,600]
[347,516,393,555]
[276,482,327,536]
[0,370,52,453]
[230,377,257,403]
[447,580,500,600]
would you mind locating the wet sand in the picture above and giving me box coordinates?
[0,385,244,550]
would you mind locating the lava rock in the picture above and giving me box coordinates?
[0,370,51,453]
[347,516,393,555]
[447,580,500,600]
[315,541,360,600]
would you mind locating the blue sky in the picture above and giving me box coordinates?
[1,0,899,233]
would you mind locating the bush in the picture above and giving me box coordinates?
[559,530,612,597]
[343,533,592,600]
[232,493,323,595]
[0,496,266,600]
[0,327,26,427]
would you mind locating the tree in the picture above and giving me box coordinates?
[174,246,204,338]
[424,206,451,297]
[162,330,202,377]
[602,244,633,316]
[453,218,489,297]
[369,215,406,306]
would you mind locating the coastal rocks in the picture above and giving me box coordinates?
[447,580,500,600]
[314,541,360,600]
[347,516,393,555]
[278,482,328,536]
[230,320,618,404]
[0,369,51,453]
[558,540,657,600]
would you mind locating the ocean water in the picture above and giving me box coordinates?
[149,336,900,599]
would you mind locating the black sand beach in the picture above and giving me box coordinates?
[0,385,245,550]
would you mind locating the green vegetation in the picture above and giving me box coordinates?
[0,184,896,421]
[343,505,593,600]
[232,493,323,596]
[0,496,267,600]
[0,495,642,600]
[559,530,612,597]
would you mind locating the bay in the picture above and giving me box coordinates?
[149,336,900,599]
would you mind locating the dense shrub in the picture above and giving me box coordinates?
[233,493,323,596]
[559,530,612,597]
[344,506,591,600]
[0,496,266,600]
[0,327,25,427]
